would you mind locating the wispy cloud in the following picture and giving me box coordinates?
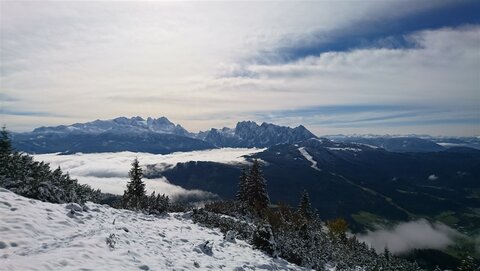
[0,93,17,102]
[0,109,66,117]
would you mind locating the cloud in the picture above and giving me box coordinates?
[358,219,461,254]
[0,109,66,117]
[32,149,261,201]
[1,2,479,136]
[262,1,479,63]
[76,175,217,202]
[428,174,439,181]
[225,26,480,136]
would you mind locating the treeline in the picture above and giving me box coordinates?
[0,127,102,203]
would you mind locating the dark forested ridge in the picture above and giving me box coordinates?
[158,138,480,233]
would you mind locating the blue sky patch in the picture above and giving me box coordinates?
[256,1,480,64]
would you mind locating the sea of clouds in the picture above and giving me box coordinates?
[358,219,462,254]
[33,148,263,201]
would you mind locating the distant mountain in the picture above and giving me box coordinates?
[32,116,191,137]
[327,136,446,152]
[14,116,476,154]
[197,121,317,147]
[12,117,318,154]
[429,136,480,150]
[13,132,214,154]
[12,117,211,154]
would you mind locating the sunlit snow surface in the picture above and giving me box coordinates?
[33,148,264,199]
[0,188,302,271]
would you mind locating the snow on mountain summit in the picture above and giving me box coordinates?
[32,116,191,137]
[15,118,319,154]
[198,121,317,148]
[0,188,302,271]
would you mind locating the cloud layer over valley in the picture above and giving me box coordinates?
[33,148,263,201]
[358,219,462,254]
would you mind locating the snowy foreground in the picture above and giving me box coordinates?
[0,189,303,271]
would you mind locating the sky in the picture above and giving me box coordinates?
[1,0,479,136]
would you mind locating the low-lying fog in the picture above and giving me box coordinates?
[358,219,464,255]
[33,148,264,201]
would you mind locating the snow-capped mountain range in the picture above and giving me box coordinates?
[32,116,191,137]
[11,116,479,154]
[198,121,317,148]
[12,117,317,154]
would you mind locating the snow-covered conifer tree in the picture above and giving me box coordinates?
[123,158,146,210]
[297,190,314,220]
[236,168,248,203]
[245,159,270,210]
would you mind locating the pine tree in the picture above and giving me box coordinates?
[147,191,156,213]
[253,222,277,256]
[383,246,391,261]
[123,158,146,210]
[246,159,270,210]
[0,126,12,167]
[0,126,12,156]
[155,193,169,213]
[298,190,314,220]
[236,168,248,203]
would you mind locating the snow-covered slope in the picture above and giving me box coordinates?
[0,189,302,271]
[298,147,321,171]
